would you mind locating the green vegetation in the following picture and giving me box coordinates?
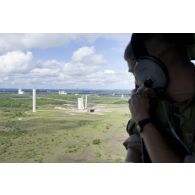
[0,93,130,162]
[92,139,101,145]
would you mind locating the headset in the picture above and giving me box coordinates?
[129,33,195,93]
[130,34,169,93]
[134,56,169,92]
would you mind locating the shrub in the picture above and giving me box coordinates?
[92,139,101,145]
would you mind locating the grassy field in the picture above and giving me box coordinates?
[0,93,130,163]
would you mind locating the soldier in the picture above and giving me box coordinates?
[123,33,195,163]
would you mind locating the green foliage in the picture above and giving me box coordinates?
[0,93,129,162]
[106,123,111,129]
[115,157,123,163]
[65,145,79,153]
[92,139,101,145]
[113,99,128,104]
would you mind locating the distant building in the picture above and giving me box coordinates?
[58,90,67,95]
[78,97,84,110]
[18,89,24,95]
[121,94,124,99]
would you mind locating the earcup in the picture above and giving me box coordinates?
[134,56,169,90]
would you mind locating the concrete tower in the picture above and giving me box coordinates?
[32,89,36,112]
[85,95,87,109]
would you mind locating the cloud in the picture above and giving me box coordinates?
[1,46,106,88]
[99,33,132,42]
[72,46,94,61]
[63,46,106,76]
[36,59,64,69]
[0,34,79,53]
[0,33,131,54]
[80,33,132,43]
[72,46,105,65]
[104,70,115,74]
[30,68,59,77]
[0,45,134,89]
[0,51,33,75]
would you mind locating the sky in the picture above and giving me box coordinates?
[0,34,135,90]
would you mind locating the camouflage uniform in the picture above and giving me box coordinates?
[123,95,195,163]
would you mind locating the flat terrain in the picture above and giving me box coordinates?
[0,93,130,162]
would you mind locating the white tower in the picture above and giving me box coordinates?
[78,97,84,110]
[85,95,87,109]
[32,89,36,112]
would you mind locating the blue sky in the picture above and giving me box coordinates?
[0,34,135,90]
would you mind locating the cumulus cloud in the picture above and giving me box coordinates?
[72,46,94,61]
[30,68,59,77]
[0,44,133,89]
[0,34,79,53]
[104,70,115,74]
[0,33,131,54]
[0,33,132,88]
[63,46,106,76]
[72,46,105,65]
[99,34,132,42]
[0,46,106,87]
[0,51,33,75]
[36,59,65,69]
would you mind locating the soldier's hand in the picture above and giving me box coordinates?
[128,89,152,122]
